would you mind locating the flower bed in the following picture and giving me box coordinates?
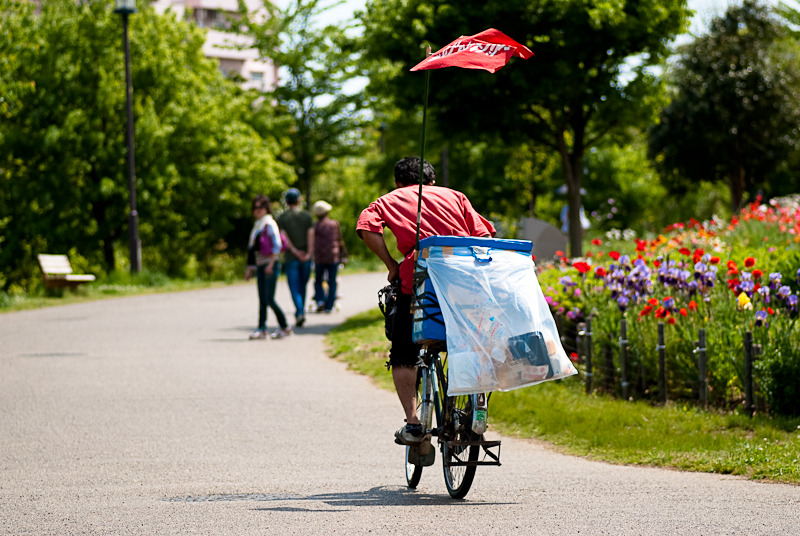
[539,196,800,417]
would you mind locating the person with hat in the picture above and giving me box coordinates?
[311,200,348,314]
[276,188,314,327]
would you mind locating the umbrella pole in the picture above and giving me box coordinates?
[415,47,432,253]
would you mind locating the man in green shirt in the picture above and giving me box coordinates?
[276,188,315,327]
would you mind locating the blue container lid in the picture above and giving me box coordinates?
[418,235,533,254]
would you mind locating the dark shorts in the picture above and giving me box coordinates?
[388,292,421,368]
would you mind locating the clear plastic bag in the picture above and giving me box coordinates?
[421,242,577,395]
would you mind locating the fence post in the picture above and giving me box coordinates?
[578,319,593,394]
[743,331,755,417]
[657,322,666,404]
[620,318,629,400]
[696,328,707,408]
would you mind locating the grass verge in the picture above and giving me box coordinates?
[327,309,800,484]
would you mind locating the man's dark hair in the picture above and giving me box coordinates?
[394,157,435,186]
[252,194,272,214]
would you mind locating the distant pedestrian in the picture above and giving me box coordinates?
[276,188,314,327]
[312,200,348,313]
[245,195,292,340]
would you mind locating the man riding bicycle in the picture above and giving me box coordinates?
[356,157,495,446]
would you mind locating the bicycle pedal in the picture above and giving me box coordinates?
[408,438,435,467]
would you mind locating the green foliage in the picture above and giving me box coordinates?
[648,0,800,211]
[360,0,692,255]
[240,0,369,203]
[0,0,292,290]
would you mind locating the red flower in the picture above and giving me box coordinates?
[573,261,591,274]
[655,307,668,318]
[727,260,737,270]
[727,278,740,289]
[679,247,691,256]
[710,256,721,264]
[688,300,698,310]
[636,239,647,252]
[667,317,676,325]
[648,298,659,306]
[591,238,602,246]
[531,255,537,261]
[569,352,579,363]
[594,267,607,278]
[653,260,661,268]
[679,308,688,316]
[744,257,756,268]
[555,250,564,258]
[752,269,763,280]
[639,306,653,317]
[767,307,775,315]
[609,251,620,261]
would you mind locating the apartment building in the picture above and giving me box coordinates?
[150,0,278,92]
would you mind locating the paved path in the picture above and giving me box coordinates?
[1,272,798,535]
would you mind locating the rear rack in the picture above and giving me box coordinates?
[442,439,501,467]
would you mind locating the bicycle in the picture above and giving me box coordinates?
[404,341,501,499]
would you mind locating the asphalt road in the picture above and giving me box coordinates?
[1,272,798,535]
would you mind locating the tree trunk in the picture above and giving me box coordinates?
[728,164,746,212]
[556,130,584,258]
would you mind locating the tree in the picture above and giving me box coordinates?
[0,0,291,289]
[360,0,691,256]
[240,0,369,203]
[648,0,800,211]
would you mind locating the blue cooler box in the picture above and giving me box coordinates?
[412,236,534,344]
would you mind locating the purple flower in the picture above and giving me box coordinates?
[755,310,768,328]
[769,272,782,290]
[617,296,630,312]
[788,295,798,311]
[778,285,791,299]
[758,286,770,303]
[739,280,755,296]
[797,268,800,285]
[694,262,707,280]
[663,296,675,311]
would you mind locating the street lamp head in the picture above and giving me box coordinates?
[113,0,137,15]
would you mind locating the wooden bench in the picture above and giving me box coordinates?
[37,254,96,289]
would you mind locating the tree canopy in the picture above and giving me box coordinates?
[241,0,369,204]
[648,0,800,211]
[360,0,691,255]
[0,0,291,289]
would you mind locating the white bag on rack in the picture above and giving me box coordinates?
[422,242,577,395]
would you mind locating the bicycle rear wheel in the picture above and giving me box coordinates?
[442,394,479,499]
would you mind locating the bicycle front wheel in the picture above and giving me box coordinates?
[442,394,479,499]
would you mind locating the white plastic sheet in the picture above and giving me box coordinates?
[422,245,577,395]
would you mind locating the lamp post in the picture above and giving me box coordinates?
[114,0,141,273]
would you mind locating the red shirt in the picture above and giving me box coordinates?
[357,185,496,294]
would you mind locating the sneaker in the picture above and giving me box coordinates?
[270,326,293,339]
[315,302,326,313]
[249,329,266,340]
[296,315,306,327]
[394,423,425,445]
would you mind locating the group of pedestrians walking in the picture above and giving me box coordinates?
[245,188,347,340]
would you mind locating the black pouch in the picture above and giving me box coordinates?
[508,331,552,376]
[378,279,401,341]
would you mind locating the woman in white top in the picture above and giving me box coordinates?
[245,195,292,339]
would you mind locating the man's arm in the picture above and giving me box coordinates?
[303,226,315,262]
[360,230,399,282]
